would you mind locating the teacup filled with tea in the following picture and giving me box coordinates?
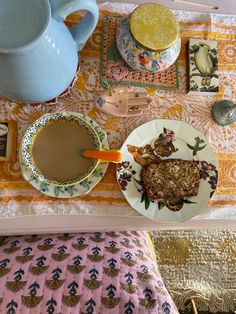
[21,112,101,186]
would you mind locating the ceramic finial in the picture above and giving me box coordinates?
[211,100,236,126]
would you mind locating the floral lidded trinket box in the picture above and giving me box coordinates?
[116,3,181,73]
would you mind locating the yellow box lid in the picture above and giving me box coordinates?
[130,3,179,51]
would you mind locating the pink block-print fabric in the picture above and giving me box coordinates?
[0,231,178,314]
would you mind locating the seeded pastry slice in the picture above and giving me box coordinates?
[141,159,200,200]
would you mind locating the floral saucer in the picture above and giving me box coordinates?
[116,119,218,223]
[19,114,109,198]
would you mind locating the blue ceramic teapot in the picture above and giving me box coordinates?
[0,0,99,103]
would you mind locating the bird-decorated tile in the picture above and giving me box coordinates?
[187,38,219,95]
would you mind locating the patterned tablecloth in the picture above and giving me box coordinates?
[0,3,235,233]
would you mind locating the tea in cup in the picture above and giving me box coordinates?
[22,112,101,186]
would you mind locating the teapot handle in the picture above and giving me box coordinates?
[50,0,99,51]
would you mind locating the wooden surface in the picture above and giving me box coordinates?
[1,215,236,235]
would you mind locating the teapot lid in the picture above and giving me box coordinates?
[129,3,179,51]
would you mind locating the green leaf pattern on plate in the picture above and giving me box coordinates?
[79,178,93,191]
[158,200,165,210]
[54,186,64,197]
[92,169,104,178]
[40,182,50,193]
[28,174,39,184]
[187,137,207,156]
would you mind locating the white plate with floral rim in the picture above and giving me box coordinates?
[19,114,109,198]
[116,119,218,222]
